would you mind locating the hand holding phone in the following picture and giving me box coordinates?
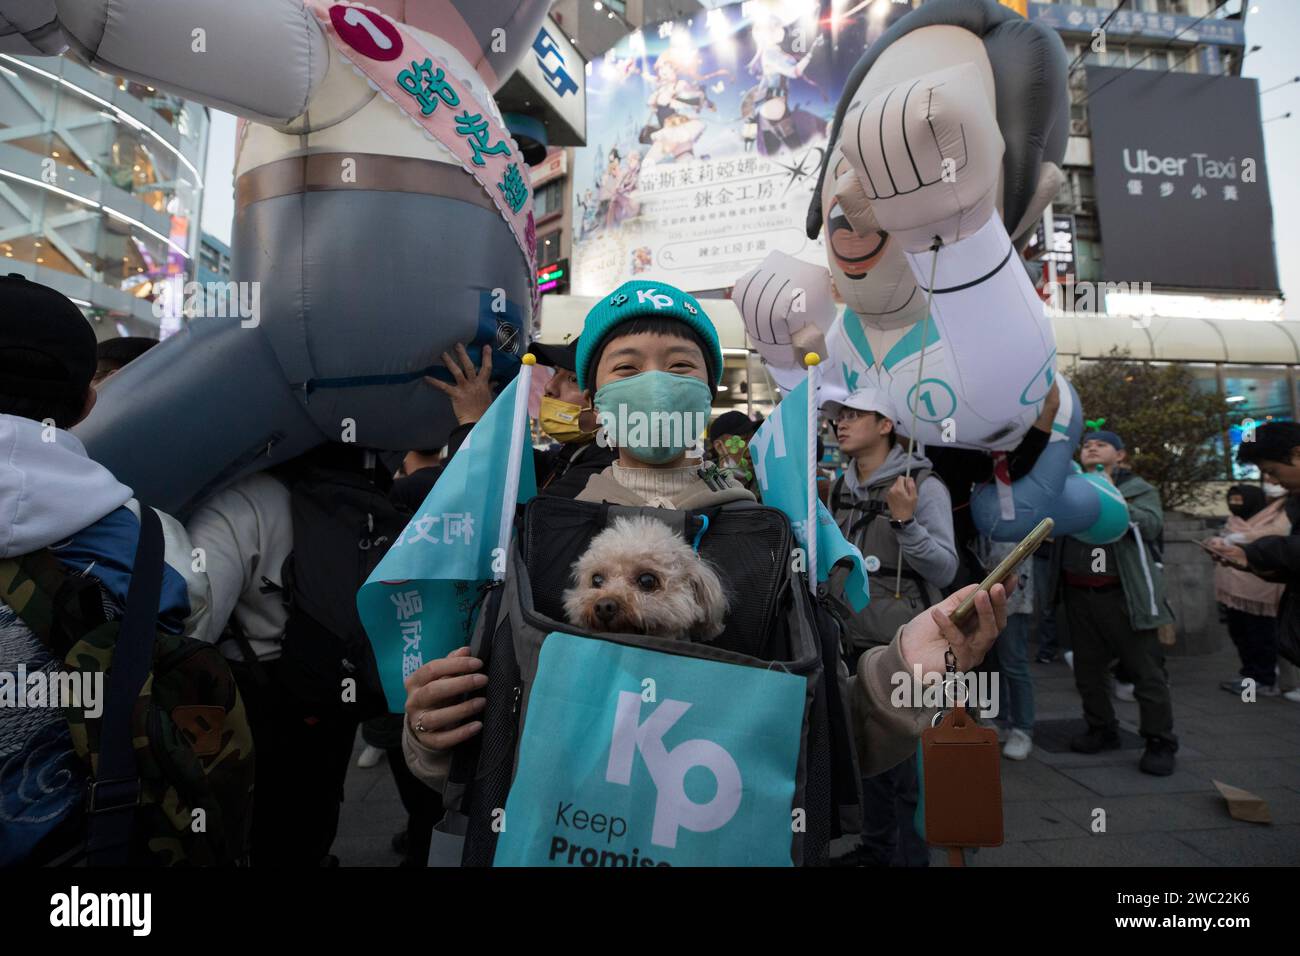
[949,518,1054,631]
[1200,537,1248,570]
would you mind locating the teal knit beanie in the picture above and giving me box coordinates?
[576,280,724,392]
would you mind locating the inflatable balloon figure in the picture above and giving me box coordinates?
[734,0,1127,543]
[0,0,549,515]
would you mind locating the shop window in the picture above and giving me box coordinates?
[1222,367,1291,421]
[1221,366,1294,479]
[1,235,79,277]
[1052,175,1076,211]
[534,180,564,220]
[2,131,95,177]
[98,216,170,296]
[536,230,561,261]
[1073,238,1102,283]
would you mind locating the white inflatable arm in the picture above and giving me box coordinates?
[3,0,331,124]
[733,250,837,383]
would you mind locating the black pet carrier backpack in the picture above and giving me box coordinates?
[428,496,862,867]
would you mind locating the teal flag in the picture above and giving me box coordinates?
[494,633,806,867]
[748,377,871,612]
[358,377,536,711]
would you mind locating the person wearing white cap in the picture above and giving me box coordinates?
[824,386,957,867]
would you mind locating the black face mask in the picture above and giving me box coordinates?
[1227,484,1266,520]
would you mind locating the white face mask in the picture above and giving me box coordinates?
[1263,481,1286,498]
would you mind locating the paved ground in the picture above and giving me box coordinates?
[942,645,1300,867]
[333,643,1300,867]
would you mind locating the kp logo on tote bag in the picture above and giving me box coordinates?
[494,633,807,867]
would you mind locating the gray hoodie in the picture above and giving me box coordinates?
[839,443,958,591]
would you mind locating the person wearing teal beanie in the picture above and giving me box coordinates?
[574,280,725,392]
[567,280,745,510]
[402,277,1019,804]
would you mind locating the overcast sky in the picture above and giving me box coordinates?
[198,0,1299,316]
[1243,0,1298,318]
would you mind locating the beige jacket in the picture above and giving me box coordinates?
[403,466,937,789]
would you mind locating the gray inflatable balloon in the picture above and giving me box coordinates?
[0,0,550,515]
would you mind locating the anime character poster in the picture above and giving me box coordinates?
[572,0,917,295]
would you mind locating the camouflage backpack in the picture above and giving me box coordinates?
[0,506,254,866]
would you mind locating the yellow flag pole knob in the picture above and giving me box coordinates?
[803,352,821,368]
[521,353,537,366]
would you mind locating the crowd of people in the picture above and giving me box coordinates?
[2,272,1296,869]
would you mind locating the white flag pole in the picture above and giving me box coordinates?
[805,351,820,597]
[495,353,535,582]
[895,242,942,598]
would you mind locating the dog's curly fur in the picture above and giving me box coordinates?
[562,516,730,641]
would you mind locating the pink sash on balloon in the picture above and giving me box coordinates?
[307,0,538,314]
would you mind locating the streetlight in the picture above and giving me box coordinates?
[1261,76,1300,94]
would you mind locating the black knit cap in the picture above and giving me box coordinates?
[0,273,97,398]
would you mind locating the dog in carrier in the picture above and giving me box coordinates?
[562,516,730,641]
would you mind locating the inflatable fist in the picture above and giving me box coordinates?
[733,251,837,388]
[1,0,551,515]
[839,62,1005,253]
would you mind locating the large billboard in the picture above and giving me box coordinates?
[1087,66,1279,295]
[571,1,916,295]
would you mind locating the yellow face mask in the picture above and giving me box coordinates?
[539,394,595,444]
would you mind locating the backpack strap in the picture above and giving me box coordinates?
[828,473,845,519]
[217,614,273,692]
[85,504,165,867]
[829,474,886,542]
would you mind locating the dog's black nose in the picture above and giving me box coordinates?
[594,598,619,622]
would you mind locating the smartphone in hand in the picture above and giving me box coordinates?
[949,518,1054,630]
[1199,538,1248,570]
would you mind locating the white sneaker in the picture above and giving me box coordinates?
[1003,729,1033,761]
[1114,681,1136,702]
[357,745,385,769]
[1064,651,1074,671]
[1283,688,1300,704]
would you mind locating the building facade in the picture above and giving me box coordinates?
[1025,0,1285,479]
[1028,0,1259,293]
[0,52,208,340]
[195,231,234,326]
[525,2,1291,490]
